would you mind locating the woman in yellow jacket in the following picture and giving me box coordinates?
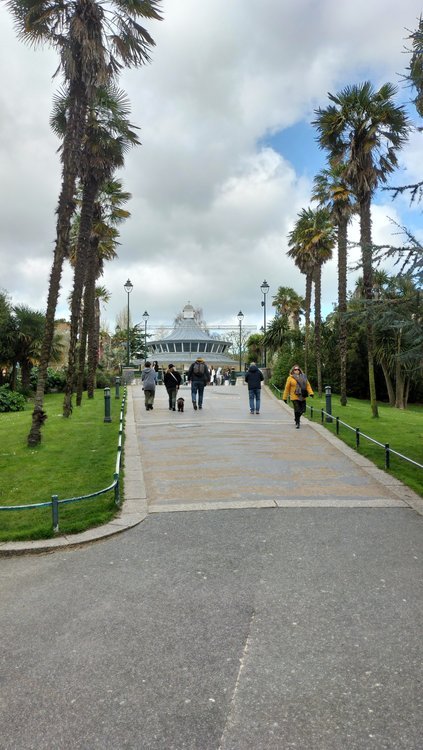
[282,365,314,429]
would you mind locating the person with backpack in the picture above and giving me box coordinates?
[187,357,210,410]
[282,365,314,428]
[163,364,182,411]
[245,362,264,414]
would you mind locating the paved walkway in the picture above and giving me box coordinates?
[131,381,421,513]
[1,383,422,749]
[1,382,421,555]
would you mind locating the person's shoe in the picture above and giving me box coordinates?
[193,403,197,410]
[250,410,254,414]
[198,405,202,409]
[172,407,176,411]
[296,422,300,428]
[256,411,260,414]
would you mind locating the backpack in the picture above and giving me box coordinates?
[193,362,205,375]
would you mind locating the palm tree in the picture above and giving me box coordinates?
[11,306,46,392]
[76,180,130,404]
[354,272,422,408]
[313,81,410,416]
[7,0,162,444]
[57,85,139,416]
[312,162,356,405]
[8,306,64,392]
[286,247,314,375]
[246,334,264,365]
[271,287,304,330]
[262,315,290,356]
[288,207,336,394]
[0,292,16,386]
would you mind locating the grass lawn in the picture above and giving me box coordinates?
[0,391,123,542]
[272,387,423,497]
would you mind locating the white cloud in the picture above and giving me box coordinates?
[0,0,421,335]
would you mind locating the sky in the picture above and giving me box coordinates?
[1,0,422,336]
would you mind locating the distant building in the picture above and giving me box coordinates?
[145,303,235,370]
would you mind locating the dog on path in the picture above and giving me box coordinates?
[177,397,185,412]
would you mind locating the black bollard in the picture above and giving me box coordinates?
[52,494,59,533]
[115,376,121,399]
[325,385,333,423]
[104,387,112,423]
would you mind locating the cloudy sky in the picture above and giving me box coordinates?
[1,0,422,335]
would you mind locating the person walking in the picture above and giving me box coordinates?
[245,362,264,414]
[163,364,182,411]
[187,357,210,410]
[141,361,158,411]
[282,364,314,428]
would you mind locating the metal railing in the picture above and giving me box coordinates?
[0,388,126,533]
[270,383,423,473]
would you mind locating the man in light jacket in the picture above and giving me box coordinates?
[141,361,158,411]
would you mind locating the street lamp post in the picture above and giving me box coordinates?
[142,310,149,363]
[124,279,133,366]
[260,280,270,367]
[237,310,244,372]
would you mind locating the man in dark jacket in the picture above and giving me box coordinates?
[187,357,210,410]
[245,362,264,414]
[163,364,182,411]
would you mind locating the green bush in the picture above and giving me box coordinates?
[30,367,67,392]
[0,385,26,412]
[269,346,310,390]
[95,370,113,389]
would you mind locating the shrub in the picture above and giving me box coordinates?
[0,385,26,412]
[95,370,113,389]
[30,367,67,392]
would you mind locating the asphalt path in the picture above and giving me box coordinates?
[0,382,422,749]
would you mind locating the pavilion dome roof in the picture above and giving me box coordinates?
[150,303,229,345]
[146,302,235,366]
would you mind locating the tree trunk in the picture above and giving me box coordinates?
[87,296,99,398]
[381,360,395,406]
[85,241,100,398]
[76,208,102,405]
[404,378,410,408]
[76,322,88,406]
[63,177,97,417]
[394,328,405,409]
[27,89,88,446]
[360,198,379,418]
[304,272,312,375]
[337,218,348,406]
[20,360,32,393]
[10,363,17,391]
[76,264,94,407]
[314,265,322,397]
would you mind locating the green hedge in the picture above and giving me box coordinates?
[0,385,26,412]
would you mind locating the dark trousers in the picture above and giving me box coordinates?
[191,381,205,406]
[293,399,306,423]
[166,387,177,409]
